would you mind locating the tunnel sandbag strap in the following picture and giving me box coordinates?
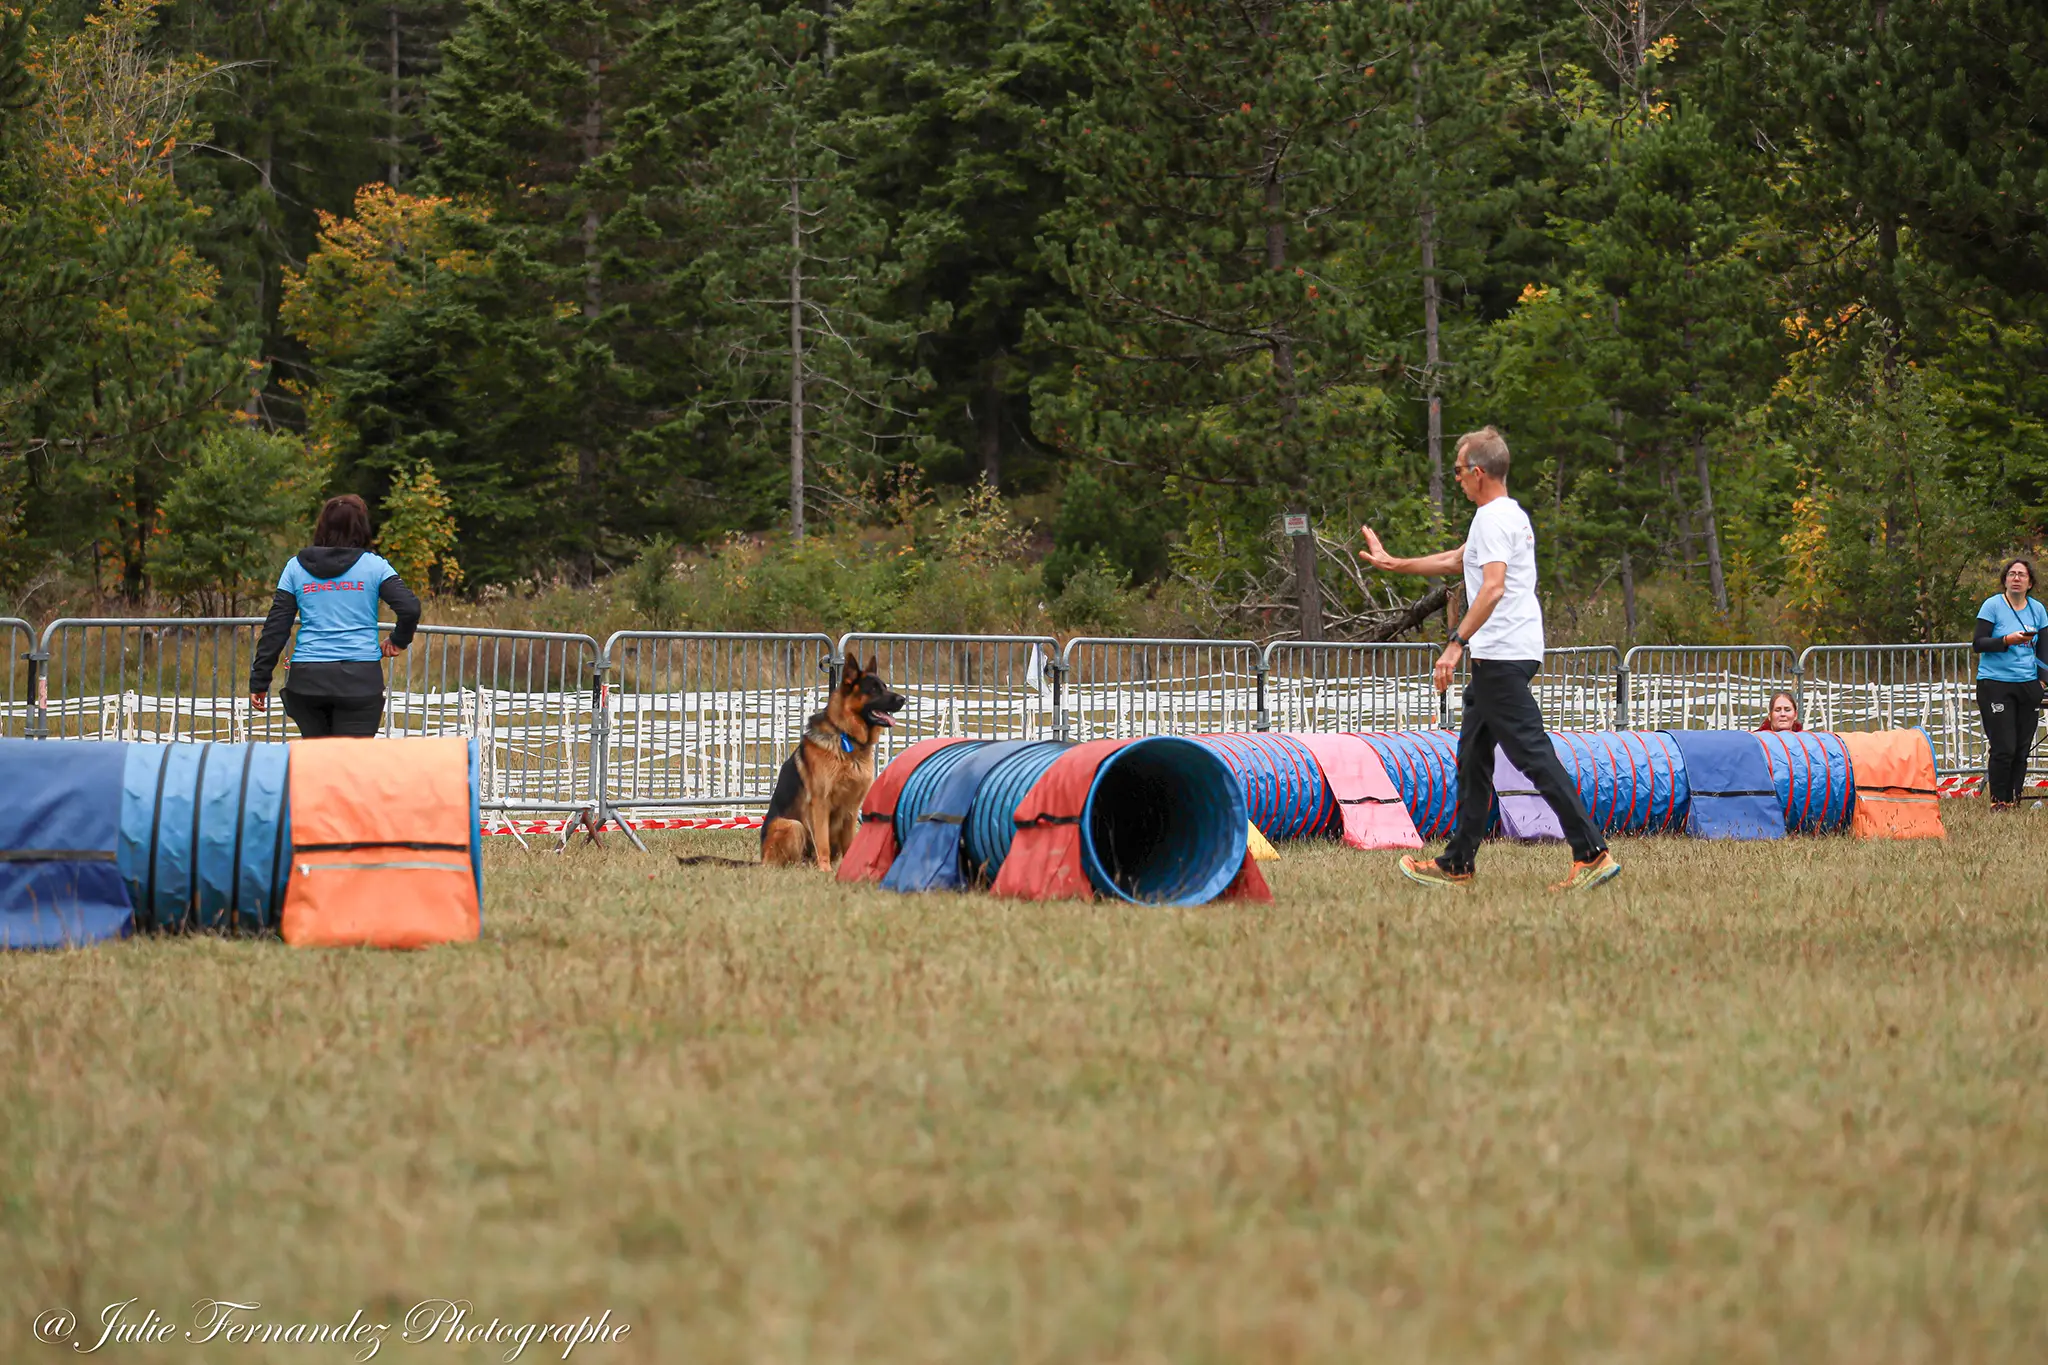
[1855,784,1938,797]
[1017,813,1081,826]
[1339,794,1405,805]
[915,814,966,826]
[293,840,470,853]
[296,859,470,875]
[181,743,212,931]
[229,745,254,927]
[282,737,479,948]
[0,849,117,862]
[1690,789,1777,798]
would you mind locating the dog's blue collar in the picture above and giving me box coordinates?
[840,732,854,755]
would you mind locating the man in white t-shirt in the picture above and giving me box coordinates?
[1359,426,1620,892]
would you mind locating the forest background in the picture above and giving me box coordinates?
[0,0,2042,648]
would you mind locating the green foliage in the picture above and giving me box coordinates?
[1779,347,1991,643]
[623,535,687,630]
[1043,468,1171,596]
[155,425,323,611]
[377,460,464,593]
[1048,551,1136,633]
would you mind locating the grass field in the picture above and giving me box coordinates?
[5,805,2047,1364]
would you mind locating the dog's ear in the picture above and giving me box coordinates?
[865,654,879,675]
[840,654,863,687]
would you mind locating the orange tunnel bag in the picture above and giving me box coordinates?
[1837,729,1946,841]
[281,737,481,948]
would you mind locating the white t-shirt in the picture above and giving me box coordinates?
[1461,497,1545,662]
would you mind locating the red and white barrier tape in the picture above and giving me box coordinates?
[481,814,763,836]
[1936,775,2048,798]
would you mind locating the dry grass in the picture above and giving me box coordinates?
[4,804,2047,1364]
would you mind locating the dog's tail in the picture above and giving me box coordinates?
[674,854,761,868]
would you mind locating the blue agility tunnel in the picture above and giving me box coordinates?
[120,742,292,934]
[891,739,988,851]
[884,739,1053,893]
[1496,732,1689,840]
[962,741,1071,883]
[0,740,133,949]
[1354,730,1469,839]
[1190,734,1338,841]
[1753,730,1854,833]
[1553,731,1690,834]
[1078,737,1247,904]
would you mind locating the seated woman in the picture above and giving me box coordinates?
[1755,690,1803,733]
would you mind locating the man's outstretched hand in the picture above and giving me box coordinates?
[1358,525,1400,573]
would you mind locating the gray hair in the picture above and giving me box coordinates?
[1457,426,1511,480]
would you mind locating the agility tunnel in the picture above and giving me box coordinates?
[850,735,1265,904]
[1355,729,1468,840]
[2,736,483,950]
[1753,730,1854,834]
[1189,734,1337,842]
[122,742,293,935]
[1495,731,1690,840]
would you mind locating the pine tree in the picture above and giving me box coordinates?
[684,0,931,540]
[832,0,1088,491]
[1031,0,1409,639]
[423,0,716,572]
[160,0,383,420]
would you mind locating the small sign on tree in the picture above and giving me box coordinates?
[1282,513,1311,537]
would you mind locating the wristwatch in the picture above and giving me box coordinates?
[1448,631,1466,648]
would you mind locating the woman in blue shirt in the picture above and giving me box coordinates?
[1973,558,2048,808]
[248,495,421,738]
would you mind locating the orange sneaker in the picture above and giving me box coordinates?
[1549,850,1622,893]
[1399,854,1474,890]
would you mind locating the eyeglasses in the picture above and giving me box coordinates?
[1453,463,1477,478]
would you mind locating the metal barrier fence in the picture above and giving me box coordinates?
[1060,637,1261,740]
[31,618,599,814]
[3,618,2021,813]
[3,616,32,738]
[1258,641,1438,733]
[1620,645,1801,732]
[603,631,834,810]
[1538,647,1626,732]
[1798,644,1981,775]
[839,633,1062,763]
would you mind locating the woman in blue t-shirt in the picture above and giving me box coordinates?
[248,495,421,738]
[1973,558,2048,808]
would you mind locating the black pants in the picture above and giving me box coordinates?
[1441,659,1608,871]
[1976,678,2042,803]
[282,690,384,739]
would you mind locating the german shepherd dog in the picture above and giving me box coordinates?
[679,654,906,869]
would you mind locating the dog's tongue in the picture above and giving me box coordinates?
[871,713,895,727]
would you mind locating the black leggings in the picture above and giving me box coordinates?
[1977,679,2042,803]
[282,691,384,739]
